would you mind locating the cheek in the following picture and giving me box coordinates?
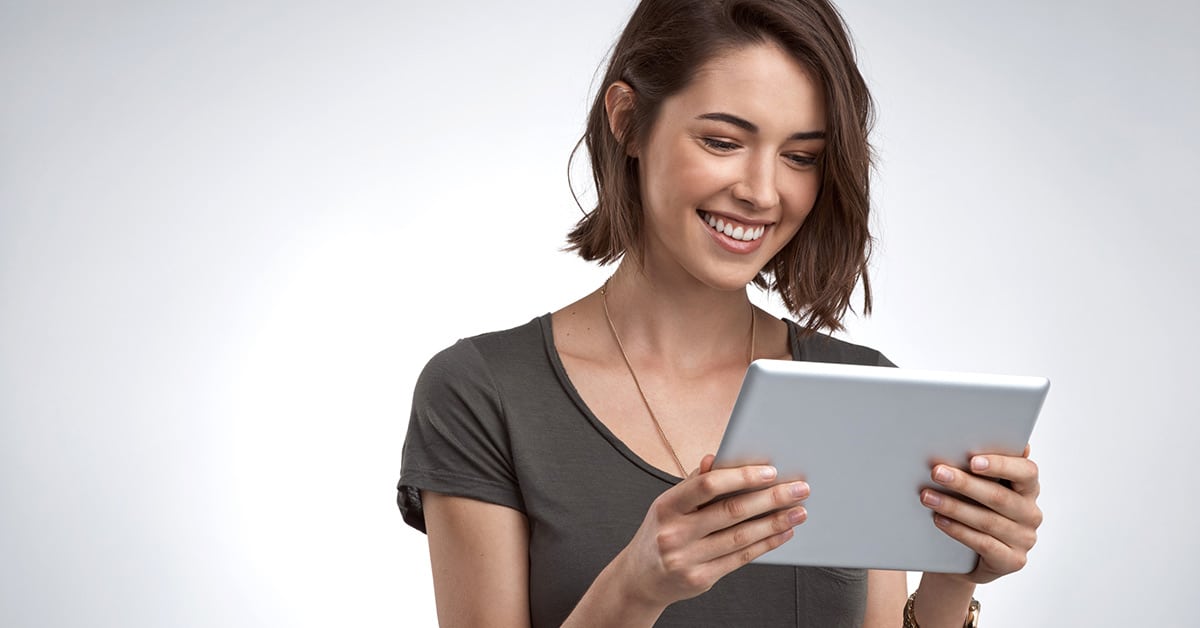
[642,149,718,212]
[783,179,820,222]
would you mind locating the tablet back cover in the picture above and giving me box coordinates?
[714,359,1048,573]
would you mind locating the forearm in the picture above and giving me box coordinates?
[912,573,976,628]
[561,550,666,628]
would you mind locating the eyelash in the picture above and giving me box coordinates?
[702,137,741,151]
[701,137,818,168]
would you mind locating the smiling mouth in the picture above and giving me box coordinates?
[698,210,766,242]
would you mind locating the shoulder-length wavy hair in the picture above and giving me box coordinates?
[566,0,875,335]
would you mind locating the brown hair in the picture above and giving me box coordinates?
[566,0,875,334]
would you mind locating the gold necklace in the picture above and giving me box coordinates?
[599,279,756,478]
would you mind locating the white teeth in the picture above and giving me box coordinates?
[701,211,766,242]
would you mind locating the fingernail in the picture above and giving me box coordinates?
[934,467,953,484]
[788,507,806,524]
[922,490,942,507]
[934,514,951,527]
[971,456,989,471]
[789,482,809,499]
[760,466,777,480]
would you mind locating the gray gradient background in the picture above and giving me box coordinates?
[2,1,1197,626]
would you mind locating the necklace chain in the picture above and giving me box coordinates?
[599,278,756,478]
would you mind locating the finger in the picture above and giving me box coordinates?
[690,504,805,564]
[931,514,1028,582]
[665,465,779,513]
[694,479,809,531]
[931,464,1040,524]
[704,523,796,584]
[921,489,1036,551]
[1022,444,1031,458]
[966,454,1040,497]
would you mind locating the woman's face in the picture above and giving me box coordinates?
[633,42,827,291]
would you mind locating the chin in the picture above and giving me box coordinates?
[695,264,766,292]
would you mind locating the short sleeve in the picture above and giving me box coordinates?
[397,339,524,533]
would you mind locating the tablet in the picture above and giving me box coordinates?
[713,359,1049,573]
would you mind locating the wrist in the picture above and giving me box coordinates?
[609,549,668,617]
[919,571,976,593]
[911,573,978,628]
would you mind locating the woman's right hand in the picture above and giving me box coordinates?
[614,454,809,609]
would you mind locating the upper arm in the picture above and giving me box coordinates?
[861,569,907,628]
[424,491,532,628]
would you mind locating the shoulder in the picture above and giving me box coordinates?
[785,319,896,368]
[462,315,550,364]
[420,315,548,379]
[415,315,553,408]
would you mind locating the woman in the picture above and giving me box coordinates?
[397,0,1043,626]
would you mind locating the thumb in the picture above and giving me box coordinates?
[692,453,716,476]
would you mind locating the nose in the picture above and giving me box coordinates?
[731,152,780,210]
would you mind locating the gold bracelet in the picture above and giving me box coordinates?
[903,592,981,628]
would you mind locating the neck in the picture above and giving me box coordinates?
[601,260,756,373]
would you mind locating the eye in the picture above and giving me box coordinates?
[785,153,818,168]
[701,137,740,152]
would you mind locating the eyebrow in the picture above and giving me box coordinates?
[696,112,826,141]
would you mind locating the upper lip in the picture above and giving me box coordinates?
[699,209,774,227]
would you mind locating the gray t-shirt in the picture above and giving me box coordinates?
[398,314,894,627]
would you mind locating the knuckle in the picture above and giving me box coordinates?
[772,484,792,507]
[655,528,680,554]
[730,527,749,550]
[1012,552,1028,571]
[650,495,672,520]
[698,474,719,496]
[988,483,1010,507]
[974,513,1000,537]
[722,496,747,520]
[661,551,686,575]
[741,467,759,484]
[1025,528,1039,550]
[1030,506,1045,529]
[683,568,711,591]
[985,536,1008,559]
[739,548,755,565]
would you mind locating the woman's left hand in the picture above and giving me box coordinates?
[920,444,1043,584]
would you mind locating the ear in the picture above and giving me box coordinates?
[604,81,638,157]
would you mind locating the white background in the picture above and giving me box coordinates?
[2,1,1198,626]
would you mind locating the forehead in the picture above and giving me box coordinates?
[663,42,826,132]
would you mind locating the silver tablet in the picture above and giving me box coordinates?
[713,359,1049,573]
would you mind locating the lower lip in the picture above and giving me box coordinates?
[699,213,767,254]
